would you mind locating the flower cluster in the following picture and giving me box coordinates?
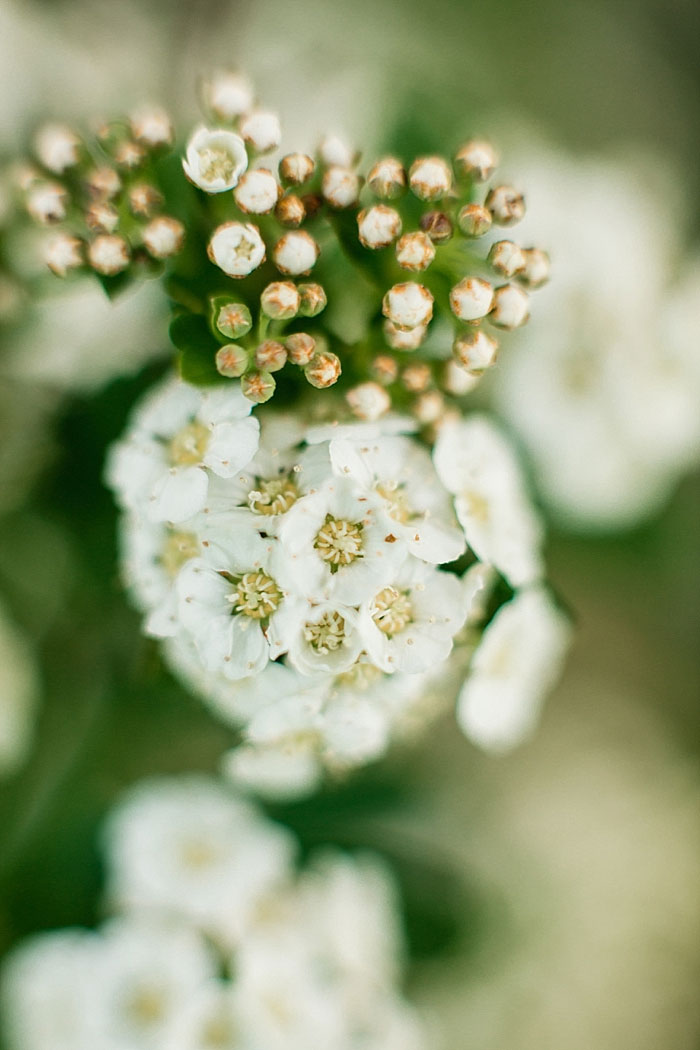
[2,776,426,1050]
[106,373,569,796]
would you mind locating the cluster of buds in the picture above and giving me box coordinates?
[19,107,185,280]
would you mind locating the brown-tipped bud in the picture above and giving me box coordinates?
[357,205,402,249]
[322,167,360,209]
[486,185,525,226]
[454,140,498,182]
[86,167,121,201]
[130,106,174,148]
[489,284,530,329]
[488,240,526,278]
[300,193,323,220]
[442,359,480,396]
[85,202,120,234]
[215,302,252,339]
[449,277,494,321]
[215,344,249,377]
[273,231,319,276]
[285,332,316,365]
[383,319,427,351]
[409,156,453,201]
[279,152,315,186]
[415,390,445,425]
[419,210,453,244]
[457,203,492,238]
[255,340,288,372]
[114,140,146,170]
[34,124,81,174]
[382,282,434,331]
[402,362,432,393]
[395,230,435,272]
[275,194,306,227]
[453,329,499,374]
[298,282,327,317]
[26,182,67,224]
[234,168,281,215]
[203,70,254,121]
[346,382,391,421]
[367,157,406,199]
[260,281,300,320]
[128,183,163,218]
[241,370,276,403]
[143,216,185,259]
[371,355,399,385]
[304,351,342,389]
[519,248,551,288]
[88,234,130,275]
[240,110,282,154]
[44,233,83,276]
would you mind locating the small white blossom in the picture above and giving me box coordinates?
[346,382,391,421]
[130,105,174,147]
[203,70,254,120]
[453,329,499,375]
[319,134,354,168]
[234,167,280,214]
[272,230,319,275]
[88,234,130,275]
[408,156,453,201]
[26,181,66,224]
[490,283,530,329]
[382,282,434,330]
[239,110,282,153]
[322,166,360,208]
[43,233,82,276]
[383,319,428,350]
[454,139,498,181]
[395,231,435,272]
[367,157,406,198]
[357,205,402,249]
[182,126,248,193]
[449,276,494,321]
[208,221,266,277]
[142,216,184,259]
[34,123,80,173]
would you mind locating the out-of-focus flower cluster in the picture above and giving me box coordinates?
[2,776,426,1050]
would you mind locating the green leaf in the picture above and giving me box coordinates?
[170,313,224,386]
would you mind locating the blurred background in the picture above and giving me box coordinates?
[0,0,699,1047]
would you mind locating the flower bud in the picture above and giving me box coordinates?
[457,203,492,238]
[34,123,80,174]
[357,205,402,249]
[453,329,498,374]
[367,157,406,199]
[143,216,185,259]
[275,194,306,227]
[488,240,526,278]
[346,382,391,421]
[241,370,276,402]
[88,234,130,275]
[449,277,493,321]
[519,248,551,288]
[215,343,249,377]
[273,231,319,275]
[383,319,427,350]
[183,127,248,193]
[305,351,342,388]
[298,283,327,317]
[85,202,119,234]
[86,167,121,200]
[415,390,445,424]
[260,281,300,319]
[234,168,280,214]
[208,222,266,277]
[285,332,316,365]
[322,167,360,208]
[409,156,452,201]
[128,183,163,218]
[27,182,67,224]
[402,363,432,393]
[255,340,287,372]
[203,70,254,121]
[395,231,435,272]
[44,233,83,276]
[486,184,525,226]
[319,134,355,168]
[454,140,498,182]
[114,140,146,170]
[489,284,530,329]
[382,282,434,330]
[442,358,480,395]
[240,110,281,153]
[130,106,174,148]
[419,210,453,244]
[301,193,323,219]
[279,153,315,185]
[371,355,399,384]
[215,302,252,338]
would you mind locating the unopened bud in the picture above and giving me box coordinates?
[305,351,342,388]
[453,329,498,374]
[234,168,280,214]
[298,282,327,317]
[367,157,406,199]
[449,277,493,321]
[519,248,550,288]
[215,302,252,338]
[486,184,525,226]
[301,193,323,220]
[457,203,492,238]
[275,195,306,227]
[273,230,319,275]
[442,358,480,395]
[489,284,530,329]
[322,166,360,208]
[88,234,130,275]
[357,205,402,249]
[319,134,355,169]
[240,110,281,153]
[260,280,300,319]
[34,123,80,174]
[86,166,121,200]
[85,202,120,234]
[44,233,83,276]
[383,319,427,350]
[279,153,315,186]
[114,140,146,170]
[488,240,526,278]
[419,210,453,244]
[382,282,434,330]
[130,106,174,148]
[346,382,391,421]
[395,231,435,272]
[215,344,249,377]
[143,216,185,259]
[255,340,287,372]
[454,140,498,182]
[208,222,266,277]
[203,70,254,121]
[415,390,445,424]
[409,156,452,201]
[27,182,67,224]
[285,332,316,365]
[402,363,431,393]
[371,355,399,384]
[129,183,163,218]
[241,369,276,403]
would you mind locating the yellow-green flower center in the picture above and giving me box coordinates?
[233,571,283,620]
[198,145,237,183]
[161,530,199,577]
[304,611,347,654]
[376,481,411,523]
[169,421,210,466]
[372,586,413,636]
[335,662,384,690]
[314,516,364,567]
[248,477,299,516]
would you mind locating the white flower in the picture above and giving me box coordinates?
[454,139,498,181]
[457,587,570,750]
[234,167,280,214]
[395,231,435,272]
[408,156,453,201]
[382,282,434,330]
[88,234,129,275]
[272,230,319,275]
[346,381,391,421]
[367,156,407,199]
[182,126,248,193]
[34,123,80,173]
[43,233,82,276]
[433,416,544,587]
[319,134,354,168]
[130,105,174,147]
[208,221,266,277]
[142,216,184,259]
[239,110,281,153]
[203,70,254,120]
[285,601,363,676]
[357,205,402,249]
[26,181,66,224]
[322,166,360,208]
[490,282,530,329]
[104,374,260,524]
[453,329,499,375]
[224,740,324,800]
[449,276,494,321]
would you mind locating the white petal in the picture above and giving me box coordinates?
[203,417,260,478]
[149,466,208,523]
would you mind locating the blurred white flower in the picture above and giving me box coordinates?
[183,127,248,192]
